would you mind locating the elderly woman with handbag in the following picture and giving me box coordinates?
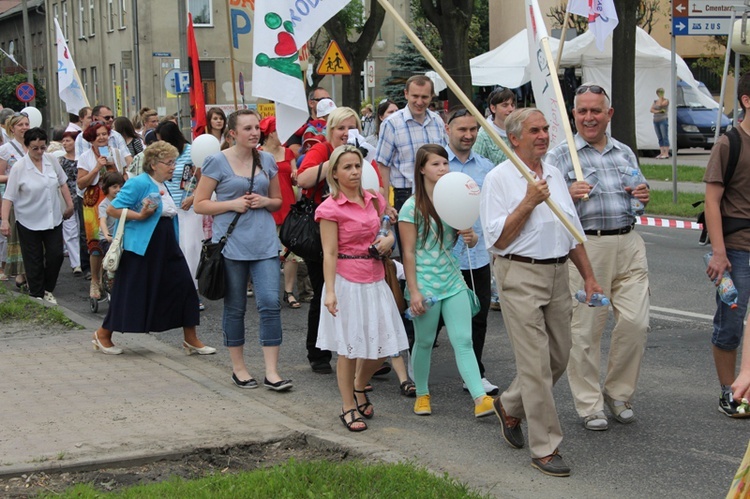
[90,141,215,356]
[0,127,74,304]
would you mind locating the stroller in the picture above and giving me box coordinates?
[90,270,113,313]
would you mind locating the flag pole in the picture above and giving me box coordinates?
[375,0,584,242]
[225,0,239,110]
[540,37,587,197]
[555,3,571,69]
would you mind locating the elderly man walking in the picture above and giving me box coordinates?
[480,108,602,477]
[546,83,650,431]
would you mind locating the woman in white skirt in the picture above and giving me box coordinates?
[315,145,409,432]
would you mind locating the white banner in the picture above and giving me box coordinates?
[569,0,619,52]
[54,18,89,114]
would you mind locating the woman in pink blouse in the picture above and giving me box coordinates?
[315,145,409,432]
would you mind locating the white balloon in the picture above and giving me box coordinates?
[433,172,481,230]
[21,106,42,128]
[190,134,221,168]
[361,161,379,191]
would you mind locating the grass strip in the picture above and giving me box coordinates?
[0,293,79,328]
[645,190,706,219]
[640,164,706,183]
[45,459,487,498]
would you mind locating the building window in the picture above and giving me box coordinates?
[81,67,87,94]
[62,0,69,39]
[92,66,98,104]
[188,0,212,26]
[89,0,95,36]
[106,0,114,32]
[118,0,126,29]
[78,0,86,39]
[53,4,59,29]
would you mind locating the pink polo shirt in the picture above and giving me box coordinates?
[315,190,386,283]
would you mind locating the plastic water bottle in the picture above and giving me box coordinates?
[405,296,438,320]
[703,253,739,309]
[377,215,391,238]
[143,192,162,210]
[625,169,645,216]
[574,290,611,307]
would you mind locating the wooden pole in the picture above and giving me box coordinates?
[225,0,239,110]
[375,0,584,242]
[555,6,571,70]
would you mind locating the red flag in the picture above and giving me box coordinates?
[187,14,206,138]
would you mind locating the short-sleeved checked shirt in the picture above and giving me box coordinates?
[374,106,446,189]
[472,121,510,167]
[546,134,644,231]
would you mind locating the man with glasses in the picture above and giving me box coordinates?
[445,107,498,395]
[481,108,601,477]
[546,83,650,431]
[375,75,447,218]
[74,105,132,167]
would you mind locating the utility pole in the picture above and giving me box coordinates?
[21,0,34,106]
[177,0,191,138]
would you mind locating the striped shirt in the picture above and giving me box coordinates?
[472,121,510,167]
[374,106,446,189]
[546,134,644,231]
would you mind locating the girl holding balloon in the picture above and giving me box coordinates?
[398,144,495,419]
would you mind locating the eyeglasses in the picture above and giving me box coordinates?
[158,160,176,167]
[29,145,47,152]
[100,115,115,121]
[576,85,609,99]
[447,108,471,124]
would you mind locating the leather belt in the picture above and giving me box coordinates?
[338,254,375,260]
[501,254,568,265]
[584,225,634,237]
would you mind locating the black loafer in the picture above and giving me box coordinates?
[493,397,524,449]
[232,373,258,389]
[310,361,333,374]
[531,451,571,477]
[264,377,293,392]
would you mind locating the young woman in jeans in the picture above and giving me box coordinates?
[194,109,292,392]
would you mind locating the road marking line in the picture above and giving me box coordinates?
[651,306,713,321]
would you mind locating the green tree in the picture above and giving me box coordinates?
[324,0,385,109]
[0,73,47,111]
[611,1,638,155]
[382,36,431,106]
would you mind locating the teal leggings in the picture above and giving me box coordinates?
[412,290,484,399]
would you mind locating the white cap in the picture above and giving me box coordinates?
[316,98,337,118]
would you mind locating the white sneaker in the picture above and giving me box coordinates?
[462,378,500,396]
[43,291,57,305]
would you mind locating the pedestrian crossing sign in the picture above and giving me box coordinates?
[316,41,352,76]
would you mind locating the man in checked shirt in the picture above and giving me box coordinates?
[546,83,650,432]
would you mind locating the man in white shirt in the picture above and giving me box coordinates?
[480,108,602,478]
[74,105,132,167]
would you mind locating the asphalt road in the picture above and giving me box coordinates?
[52,224,747,498]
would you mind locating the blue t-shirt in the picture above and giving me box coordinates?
[202,150,279,261]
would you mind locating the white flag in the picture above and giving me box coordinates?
[0,47,19,67]
[54,18,89,115]
[569,0,619,52]
[252,0,350,143]
[526,0,564,146]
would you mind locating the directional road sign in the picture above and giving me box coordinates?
[673,0,748,18]
[673,17,731,35]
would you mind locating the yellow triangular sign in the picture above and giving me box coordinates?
[316,41,352,76]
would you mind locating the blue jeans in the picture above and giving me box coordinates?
[653,120,669,148]
[223,257,282,347]
[712,249,750,351]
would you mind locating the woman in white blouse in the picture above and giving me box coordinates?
[0,128,74,304]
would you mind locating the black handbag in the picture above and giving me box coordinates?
[279,163,326,262]
[196,161,256,300]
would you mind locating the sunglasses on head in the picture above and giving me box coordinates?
[447,108,471,124]
[12,112,28,118]
[576,85,609,99]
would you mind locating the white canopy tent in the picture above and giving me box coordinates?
[427,27,717,150]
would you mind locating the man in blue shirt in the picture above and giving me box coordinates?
[445,108,498,395]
